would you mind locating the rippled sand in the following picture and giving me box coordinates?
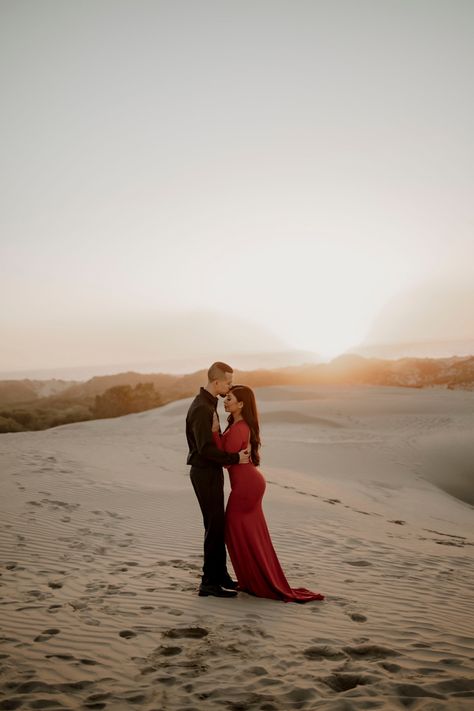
[1,384,473,710]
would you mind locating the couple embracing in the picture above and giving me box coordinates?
[185,361,324,603]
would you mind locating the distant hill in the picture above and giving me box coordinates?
[0,354,473,433]
[351,339,474,360]
[317,353,474,388]
[0,349,322,381]
[0,378,81,406]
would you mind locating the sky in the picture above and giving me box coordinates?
[1,0,473,376]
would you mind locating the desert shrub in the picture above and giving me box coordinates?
[0,416,24,433]
[8,409,34,427]
[92,382,162,419]
[49,405,94,427]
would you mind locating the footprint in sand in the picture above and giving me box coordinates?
[163,627,209,639]
[326,595,349,607]
[343,644,399,660]
[106,510,129,520]
[119,630,137,639]
[40,569,66,581]
[41,655,76,667]
[0,635,19,645]
[322,672,375,693]
[395,682,446,703]
[160,558,201,572]
[380,661,402,673]
[44,499,80,512]
[159,645,182,656]
[47,604,62,614]
[348,613,367,623]
[108,562,137,574]
[45,652,98,667]
[345,560,372,567]
[83,616,101,627]
[84,692,111,705]
[26,590,50,601]
[103,583,123,594]
[34,628,61,642]
[303,645,347,660]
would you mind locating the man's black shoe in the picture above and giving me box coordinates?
[219,577,238,590]
[198,583,237,598]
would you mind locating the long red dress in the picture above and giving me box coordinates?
[212,420,324,603]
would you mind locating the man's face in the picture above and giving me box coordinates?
[215,372,233,397]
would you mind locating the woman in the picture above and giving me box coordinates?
[212,384,324,603]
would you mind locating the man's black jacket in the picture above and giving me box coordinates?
[186,387,240,468]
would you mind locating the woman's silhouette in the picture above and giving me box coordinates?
[212,385,324,603]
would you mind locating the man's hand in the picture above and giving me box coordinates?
[212,411,220,432]
[238,448,250,464]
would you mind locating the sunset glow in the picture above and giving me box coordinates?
[1,1,473,375]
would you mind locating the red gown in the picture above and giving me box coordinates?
[212,420,324,603]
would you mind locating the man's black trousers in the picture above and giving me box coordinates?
[190,465,229,586]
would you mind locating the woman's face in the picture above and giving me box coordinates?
[224,391,243,416]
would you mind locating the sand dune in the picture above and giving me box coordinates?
[413,429,474,505]
[1,384,473,710]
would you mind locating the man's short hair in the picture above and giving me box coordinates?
[208,361,233,381]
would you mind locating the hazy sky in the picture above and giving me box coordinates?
[1,0,473,374]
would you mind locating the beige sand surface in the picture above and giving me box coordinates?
[1,384,473,710]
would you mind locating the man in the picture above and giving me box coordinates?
[186,361,250,597]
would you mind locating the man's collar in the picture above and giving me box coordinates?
[200,386,218,407]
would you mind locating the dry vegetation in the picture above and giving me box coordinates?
[0,354,473,433]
